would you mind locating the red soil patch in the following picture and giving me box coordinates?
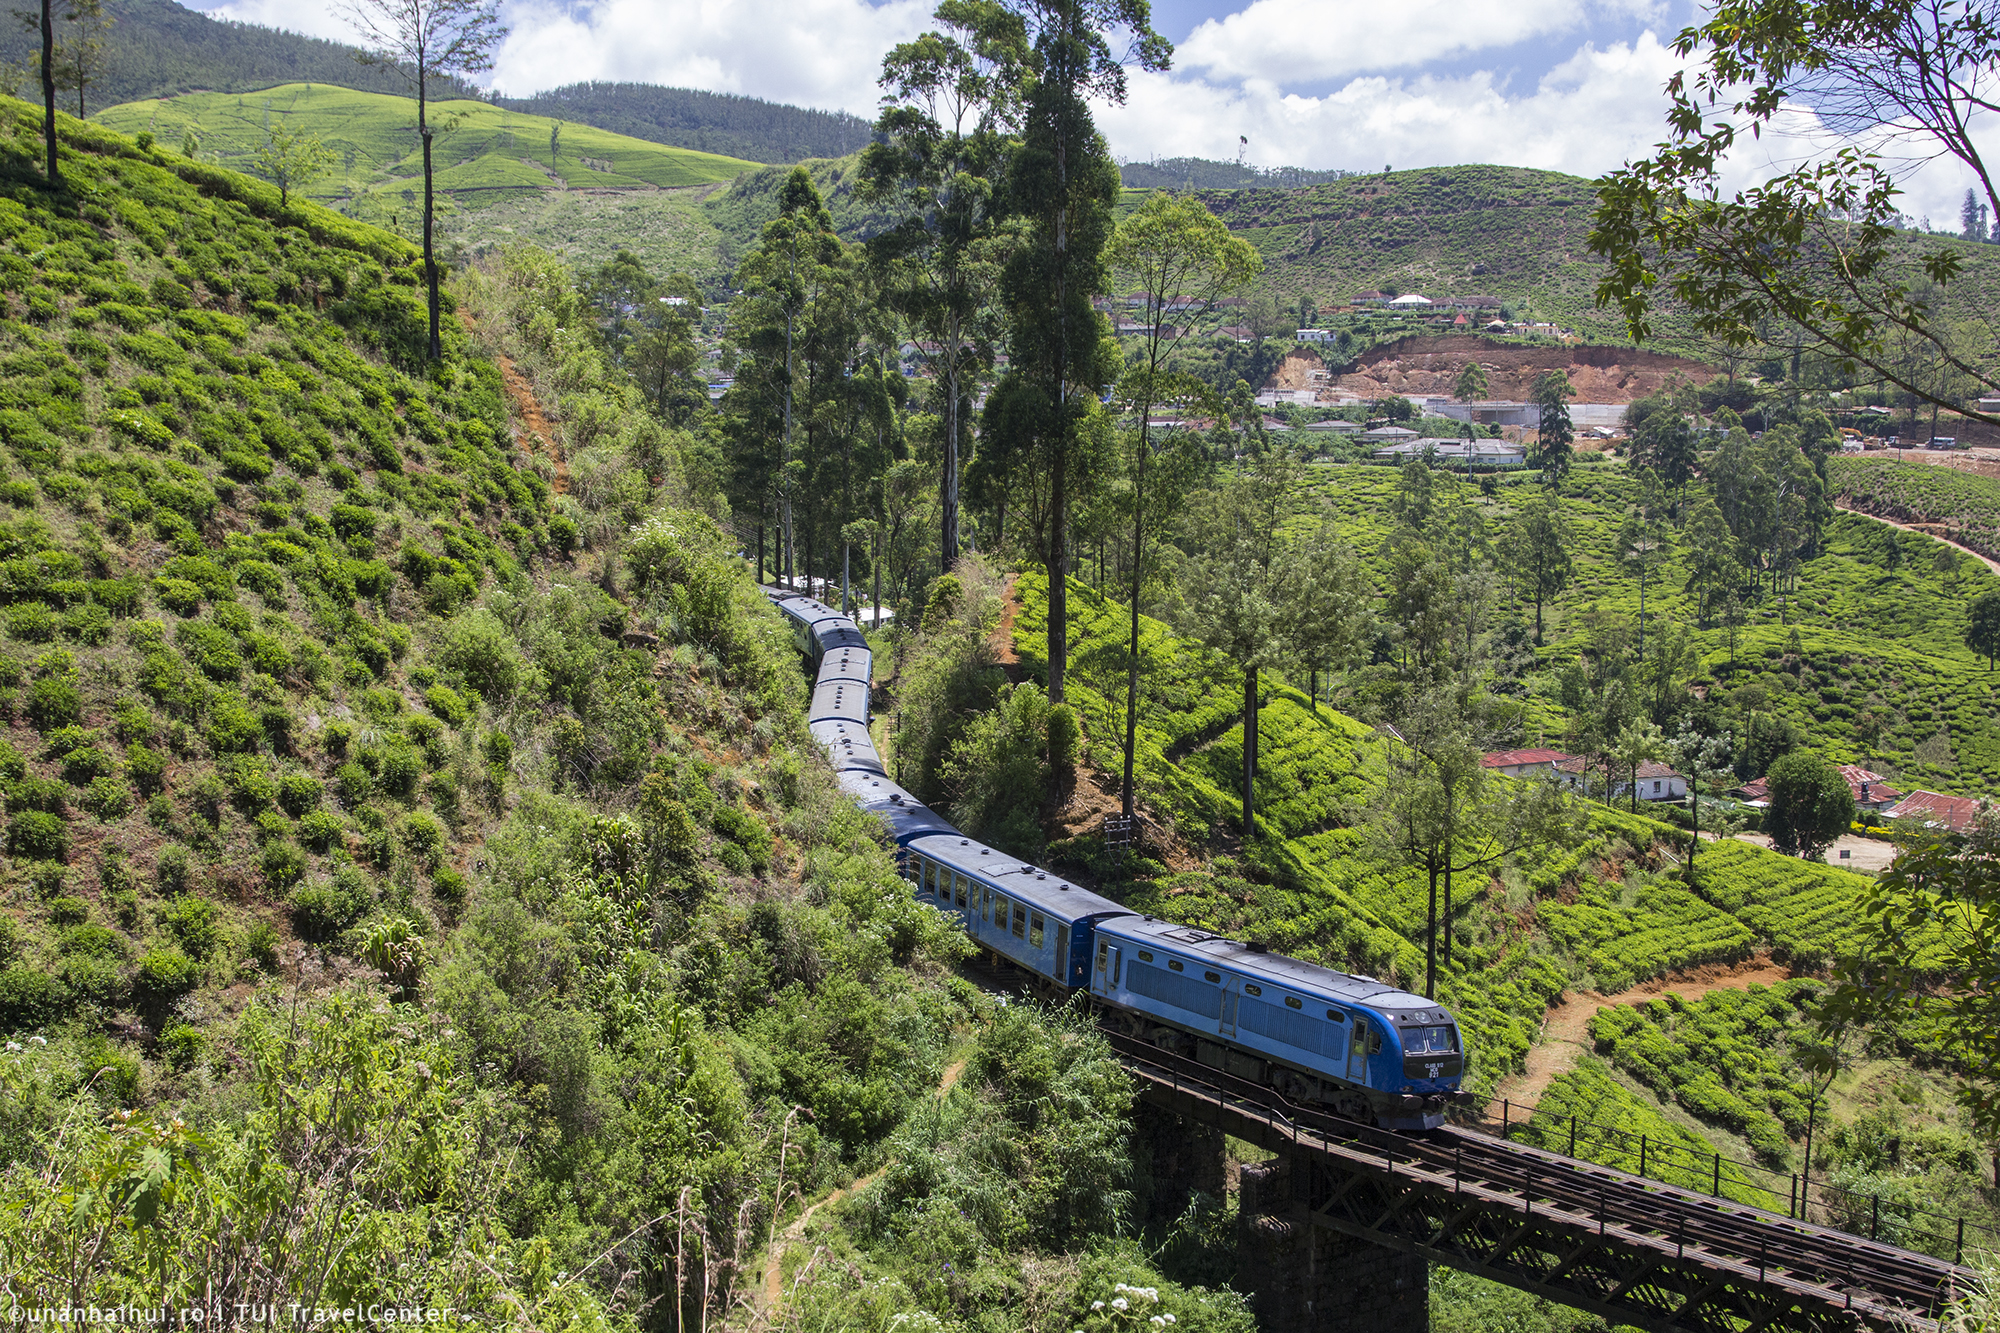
[1271,336,1715,405]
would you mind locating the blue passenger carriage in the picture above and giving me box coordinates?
[901,834,1132,989]
[1090,917,1465,1129]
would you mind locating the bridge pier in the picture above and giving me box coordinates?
[1132,1101,1226,1225]
[1238,1156,1427,1333]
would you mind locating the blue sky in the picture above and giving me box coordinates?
[191,0,1977,219]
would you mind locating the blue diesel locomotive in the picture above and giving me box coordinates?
[771,588,1467,1130]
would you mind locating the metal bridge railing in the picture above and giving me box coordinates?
[1480,1096,2000,1267]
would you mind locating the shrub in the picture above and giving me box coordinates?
[80,776,132,820]
[260,840,307,892]
[24,675,80,730]
[277,772,322,817]
[154,843,192,896]
[435,608,524,701]
[160,894,220,958]
[241,919,281,971]
[205,697,262,752]
[130,948,199,1018]
[5,602,56,641]
[158,1021,206,1071]
[176,620,241,680]
[8,810,68,860]
[423,683,471,726]
[334,762,374,807]
[224,755,277,810]
[0,967,67,1030]
[47,895,88,925]
[377,747,420,800]
[126,742,167,794]
[290,866,372,940]
[400,811,446,870]
[59,744,113,785]
[297,809,345,853]
[151,576,204,615]
[430,865,466,910]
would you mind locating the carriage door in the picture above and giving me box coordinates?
[1218,984,1238,1037]
[1096,944,1121,994]
[1346,1018,1370,1084]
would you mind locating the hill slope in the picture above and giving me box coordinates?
[96,84,754,278]
[0,0,482,110]
[499,81,873,165]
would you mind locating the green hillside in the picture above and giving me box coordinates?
[96,84,756,281]
[97,84,759,195]
[0,0,483,111]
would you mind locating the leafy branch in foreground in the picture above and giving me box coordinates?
[1589,0,2000,421]
[1817,813,2000,1140]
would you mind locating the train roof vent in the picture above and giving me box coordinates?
[1248,941,1269,953]
[1164,928,1216,944]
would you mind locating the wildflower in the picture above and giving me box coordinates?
[1151,1320,1166,1328]
[1112,1298,1129,1312]
[1091,1302,1104,1311]
[27,1036,44,1046]
[1162,1317,1176,1325]
[4,1042,18,1053]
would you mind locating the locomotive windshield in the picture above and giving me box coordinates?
[1404,1025,1459,1054]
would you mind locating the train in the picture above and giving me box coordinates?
[770,587,1471,1131]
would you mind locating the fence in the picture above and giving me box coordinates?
[1482,1097,1999,1266]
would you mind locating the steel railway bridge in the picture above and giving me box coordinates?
[1107,1031,1974,1333]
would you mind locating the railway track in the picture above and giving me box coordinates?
[1105,1029,1970,1331]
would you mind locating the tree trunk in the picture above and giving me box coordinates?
[842,541,850,617]
[1240,666,1258,834]
[1424,863,1439,999]
[420,76,441,362]
[1048,448,1067,703]
[756,521,764,586]
[40,0,57,186]
[942,356,960,572]
[1122,420,1150,819]
[1442,861,1454,971]
[872,532,882,632]
[1534,593,1544,646]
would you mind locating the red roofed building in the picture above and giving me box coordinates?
[1556,756,1686,801]
[1481,748,1573,778]
[1838,765,1902,811]
[1888,789,1988,832]
[1731,776,1770,807]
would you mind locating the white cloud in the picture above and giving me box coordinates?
[1100,33,1687,179]
[203,0,356,42]
[1176,0,1661,85]
[486,0,932,111]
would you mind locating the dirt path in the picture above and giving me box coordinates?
[1480,955,1801,1129]
[1835,502,2000,576]
[496,352,568,494]
[759,1058,970,1311]
[991,574,1021,667]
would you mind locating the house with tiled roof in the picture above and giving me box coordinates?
[1558,756,1687,801]
[1887,789,1988,832]
[1481,748,1574,778]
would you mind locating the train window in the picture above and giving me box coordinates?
[1167,960,1184,972]
[1096,942,1107,971]
[1137,951,1154,963]
[1406,1026,1458,1054]
[1011,902,1026,938]
[1325,1009,1346,1023]
[954,876,967,909]
[1366,1027,1384,1055]
[1203,971,1221,983]
[923,861,937,896]
[1285,996,1303,1010]
[1244,984,1262,996]
[1029,912,1045,948]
